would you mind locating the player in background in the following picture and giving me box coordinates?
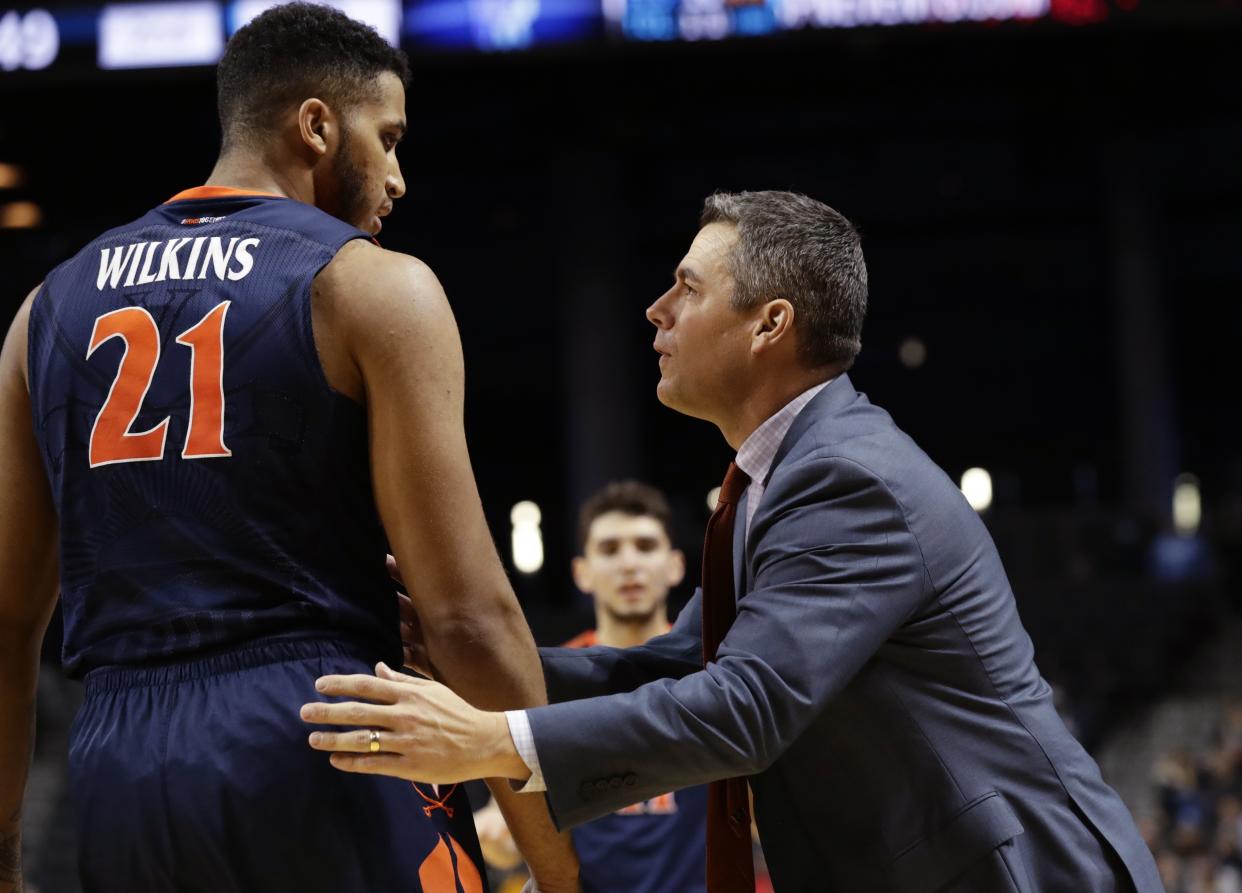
[0,4,575,892]
[473,482,707,893]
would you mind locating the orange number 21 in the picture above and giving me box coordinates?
[87,302,232,467]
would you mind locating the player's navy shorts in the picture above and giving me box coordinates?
[69,635,489,893]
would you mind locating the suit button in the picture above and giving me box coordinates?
[609,776,623,789]
[594,780,610,793]
[579,782,594,800]
[623,773,637,787]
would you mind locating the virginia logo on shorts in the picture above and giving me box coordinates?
[419,833,484,893]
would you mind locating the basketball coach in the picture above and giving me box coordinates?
[303,190,1164,893]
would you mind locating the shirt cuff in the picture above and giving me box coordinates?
[504,709,547,793]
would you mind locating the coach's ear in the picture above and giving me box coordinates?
[750,298,795,358]
[297,97,334,157]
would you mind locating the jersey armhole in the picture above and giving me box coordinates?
[302,234,372,406]
[22,282,51,398]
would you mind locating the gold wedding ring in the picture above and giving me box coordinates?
[369,730,381,753]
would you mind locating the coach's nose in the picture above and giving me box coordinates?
[647,284,676,330]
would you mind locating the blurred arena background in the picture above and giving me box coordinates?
[2,1,1241,890]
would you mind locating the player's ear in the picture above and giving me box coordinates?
[297,98,333,157]
[666,549,686,587]
[571,555,593,594]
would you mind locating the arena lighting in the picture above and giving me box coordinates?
[899,336,927,369]
[706,486,721,512]
[98,1,224,69]
[1172,473,1201,537]
[0,201,42,228]
[230,0,402,45]
[960,467,993,513]
[510,500,544,574]
[0,163,24,189]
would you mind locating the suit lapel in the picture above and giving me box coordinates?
[734,375,862,603]
[766,374,861,484]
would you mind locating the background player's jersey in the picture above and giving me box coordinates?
[572,785,707,893]
[27,187,399,675]
[564,630,707,893]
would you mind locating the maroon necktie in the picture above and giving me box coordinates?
[701,461,754,893]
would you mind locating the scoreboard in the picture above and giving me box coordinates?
[0,7,59,70]
[620,0,1045,43]
[0,0,1238,72]
[0,1,401,72]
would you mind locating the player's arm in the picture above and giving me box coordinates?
[0,288,61,893]
[312,243,578,891]
[472,796,524,872]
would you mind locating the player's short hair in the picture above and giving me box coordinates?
[701,190,868,370]
[217,2,411,149]
[577,481,674,554]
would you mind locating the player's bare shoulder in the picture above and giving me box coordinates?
[311,240,461,403]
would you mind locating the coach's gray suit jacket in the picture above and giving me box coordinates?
[529,375,1162,892]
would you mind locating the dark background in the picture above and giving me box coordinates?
[4,4,1242,891]
[4,13,1239,631]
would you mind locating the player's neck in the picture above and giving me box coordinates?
[204,153,309,205]
[595,610,672,649]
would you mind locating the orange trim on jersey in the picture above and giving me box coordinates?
[562,626,670,648]
[165,185,286,203]
[562,629,598,649]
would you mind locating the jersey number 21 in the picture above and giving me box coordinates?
[87,302,231,467]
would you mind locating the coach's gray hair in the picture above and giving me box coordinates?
[700,190,868,369]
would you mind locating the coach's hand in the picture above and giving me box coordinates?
[300,662,532,785]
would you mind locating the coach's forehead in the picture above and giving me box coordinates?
[682,222,737,284]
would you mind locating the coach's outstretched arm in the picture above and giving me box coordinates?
[305,242,578,891]
[0,289,61,893]
[538,589,704,703]
[301,452,929,822]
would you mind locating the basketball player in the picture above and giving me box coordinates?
[474,482,707,893]
[0,5,576,892]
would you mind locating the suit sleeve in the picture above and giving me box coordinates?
[527,453,932,829]
[538,589,703,703]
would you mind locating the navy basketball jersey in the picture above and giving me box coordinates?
[27,186,400,675]
[563,630,708,893]
[571,785,708,893]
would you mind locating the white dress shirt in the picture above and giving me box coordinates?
[506,379,833,793]
[734,380,830,541]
